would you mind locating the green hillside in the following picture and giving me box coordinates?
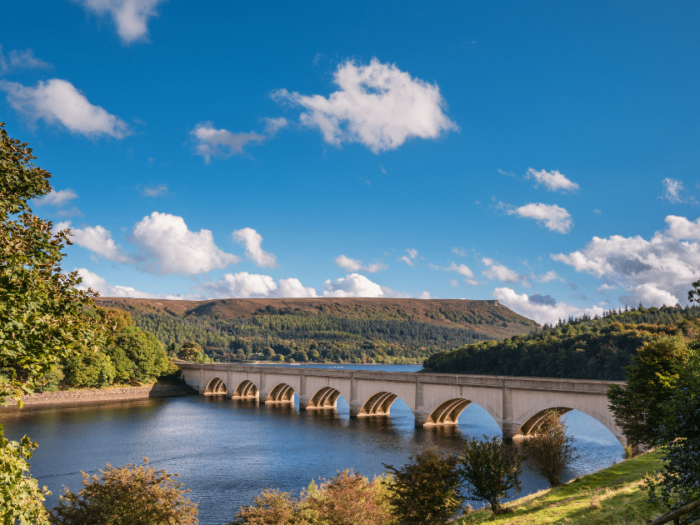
[423,305,700,379]
[97,298,538,364]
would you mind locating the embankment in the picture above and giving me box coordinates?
[1,382,195,409]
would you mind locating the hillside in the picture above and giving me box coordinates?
[423,304,700,380]
[96,298,538,364]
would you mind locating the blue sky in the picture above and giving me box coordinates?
[2,0,699,324]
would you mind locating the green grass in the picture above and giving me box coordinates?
[457,450,664,525]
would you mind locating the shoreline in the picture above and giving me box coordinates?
[0,382,196,411]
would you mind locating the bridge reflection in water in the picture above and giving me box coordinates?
[179,363,627,445]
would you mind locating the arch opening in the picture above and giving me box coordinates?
[424,398,472,426]
[233,380,258,399]
[266,383,295,404]
[307,387,342,409]
[517,407,572,437]
[358,391,399,417]
[204,377,227,396]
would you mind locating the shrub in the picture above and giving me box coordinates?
[108,327,170,383]
[459,436,523,514]
[231,489,298,525]
[521,410,579,487]
[63,350,116,388]
[177,341,208,363]
[49,459,198,525]
[383,448,462,525]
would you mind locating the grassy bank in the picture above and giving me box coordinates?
[457,450,664,525]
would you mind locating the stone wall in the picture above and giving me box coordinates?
[2,383,195,408]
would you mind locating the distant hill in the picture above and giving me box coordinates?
[96,297,539,364]
[423,304,700,380]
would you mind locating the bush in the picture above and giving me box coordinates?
[459,437,523,514]
[383,449,462,525]
[49,459,198,525]
[107,327,170,383]
[177,341,208,363]
[63,350,116,388]
[232,489,298,525]
[521,410,579,487]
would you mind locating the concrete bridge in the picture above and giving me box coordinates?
[177,363,627,446]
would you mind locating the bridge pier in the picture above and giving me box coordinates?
[298,396,312,410]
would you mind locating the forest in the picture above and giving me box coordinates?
[423,304,700,380]
[121,308,504,364]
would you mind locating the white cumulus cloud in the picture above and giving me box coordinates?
[534,270,564,283]
[37,188,78,207]
[526,168,579,193]
[398,249,418,266]
[1,79,131,138]
[202,272,317,299]
[507,203,572,234]
[446,262,478,285]
[323,273,407,298]
[131,212,240,275]
[334,254,387,273]
[76,0,166,44]
[493,287,604,325]
[76,268,157,298]
[273,58,458,153]
[232,227,278,268]
[482,258,530,286]
[552,215,700,307]
[190,122,265,162]
[58,221,131,263]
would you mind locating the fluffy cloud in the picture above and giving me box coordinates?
[446,263,478,285]
[263,117,289,136]
[203,272,317,298]
[552,215,700,306]
[36,188,78,207]
[57,221,131,263]
[334,254,387,273]
[190,122,265,162]
[1,79,131,138]
[131,212,240,274]
[662,178,687,204]
[76,268,157,298]
[534,270,564,283]
[76,0,165,44]
[507,203,572,234]
[398,249,418,266]
[323,273,408,298]
[273,58,457,153]
[526,168,579,193]
[493,287,604,325]
[0,46,51,74]
[232,228,278,268]
[482,258,530,286]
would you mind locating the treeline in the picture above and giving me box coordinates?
[30,308,177,392]
[423,305,700,380]
[123,309,496,364]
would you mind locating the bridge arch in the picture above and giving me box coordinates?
[307,386,342,409]
[233,380,258,399]
[421,395,501,427]
[204,377,227,396]
[514,403,624,445]
[266,383,295,404]
[357,390,410,417]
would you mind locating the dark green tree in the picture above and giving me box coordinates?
[608,336,692,447]
[63,350,116,388]
[521,410,579,487]
[459,437,523,514]
[177,341,207,363]
[106,327,170,383]
[383,448,463,525]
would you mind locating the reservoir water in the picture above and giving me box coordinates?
[0,364,623,524]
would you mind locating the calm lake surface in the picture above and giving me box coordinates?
[0,364,623,524]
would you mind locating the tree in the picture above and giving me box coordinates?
[608,336,692,447]
[521,410,579,487]
[106,327,170,383]
[645,345,700,521]
[0,427,50,525]
[50,459,198,525]
[63,349,116,388]
[1,122,104,522]
[383,448,463,525]
[0,121,104,404]
[177,341,207,363]
[459,437,523,514]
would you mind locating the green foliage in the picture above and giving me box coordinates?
[608,336,693,447]
[49,459,198,525]
[383,449,463,525]
[0,121,104,404]
[0,426,50,525]
[644,348,700,520]
[424,305,700,380]
[177,341,209,363]
[232,470,394,525]
[521,410,579,487]
[63,350,116,388]
[459,437,523,514]
[106,327,170,383]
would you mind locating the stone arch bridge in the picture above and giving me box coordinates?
[177,363,627,445]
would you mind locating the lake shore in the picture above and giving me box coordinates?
[1,382,196,410]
